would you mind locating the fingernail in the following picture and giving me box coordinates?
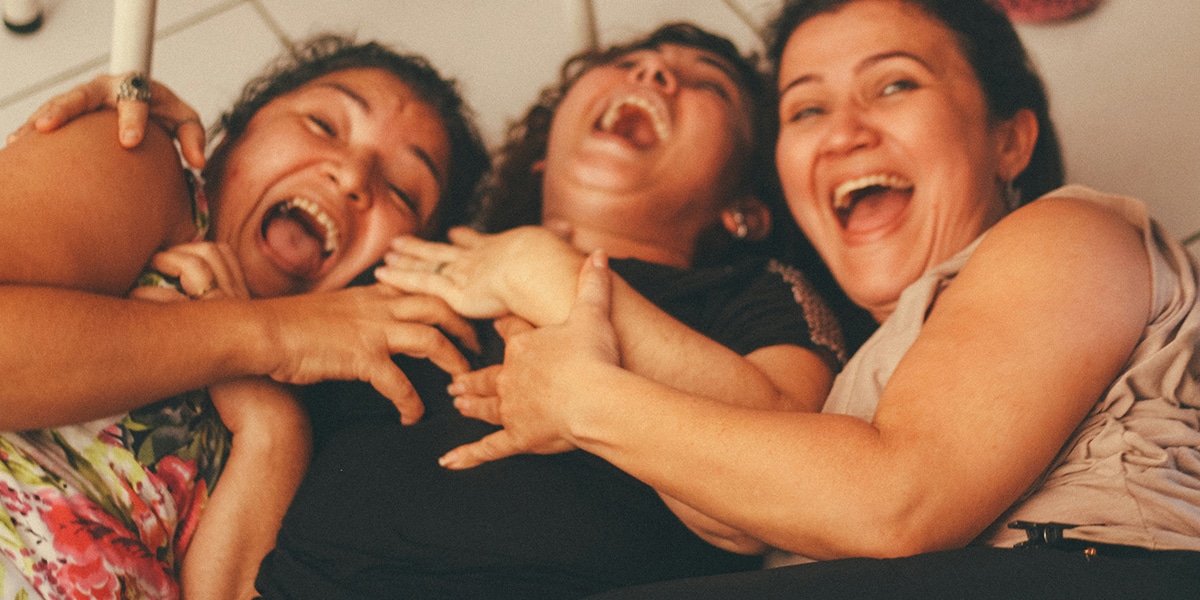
[591,250,607,268]
[453,396,470,412]
[438,451,457,468]
[120,129,138,146]
[447,381,464,395]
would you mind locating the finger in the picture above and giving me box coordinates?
[453,394,502,425]
[117,98,150,148]
[386,323,471,376]
[572,250,613,322]
[129,285,188,303]
[447,365,502,398]
[445,226,485,248]
[148,251,217,299]
[374,262,461,299]
[384,292,480,353]
[174,118,207,169]
[33,84,104,133]
[366,363,426,425]
[493,315,534,340]
[438,431,521,470]
[387,235,464,264]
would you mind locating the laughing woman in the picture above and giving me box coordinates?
[0,35,488,598]
[421,2,1200,599]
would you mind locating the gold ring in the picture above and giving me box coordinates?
[116,72,152,103]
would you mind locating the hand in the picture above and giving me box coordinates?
[129,242,248,302]
[7,72,206,169]
[376,226,582,323]
[265,284,477,424]
[439,251,621,469]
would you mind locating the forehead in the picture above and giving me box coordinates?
[780,0,965,78]
[302,68,451,176]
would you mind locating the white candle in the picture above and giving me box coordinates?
[109,0,157,75]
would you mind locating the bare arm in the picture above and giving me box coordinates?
[444,198,1151,559]
[380,227,832,413]
[182,378,310,600]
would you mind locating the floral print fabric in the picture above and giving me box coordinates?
[0,391,230,599]
[0,168,227,598]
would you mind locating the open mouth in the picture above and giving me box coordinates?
[832,174,914,231]
[596,95,670,149]
[260,197,341,276]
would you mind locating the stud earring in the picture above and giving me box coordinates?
[732,210,749,240]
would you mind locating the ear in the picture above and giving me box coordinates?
[995,108,1039,182]
[720,197,772,242]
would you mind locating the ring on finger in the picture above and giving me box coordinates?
[116,72,152,103]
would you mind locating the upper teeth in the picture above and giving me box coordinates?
[599,95,671,142]
[284,197,340,254]
[833,174,914,210]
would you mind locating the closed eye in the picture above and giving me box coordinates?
[308,115,335,135]
[388,184,419,217]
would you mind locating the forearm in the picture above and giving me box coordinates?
[560,364,923,560]
[182,379,311,600]
[0,287,272,429]
[502,251,805,409]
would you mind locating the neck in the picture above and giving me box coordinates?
[565,224,693,268]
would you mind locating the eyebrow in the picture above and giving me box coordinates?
[779,50,932,96]
[317,81,446,187]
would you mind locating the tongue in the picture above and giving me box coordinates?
[610,107,658,149]
[265,215,324,275]
[843,188,910,234]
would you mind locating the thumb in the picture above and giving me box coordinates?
[569,250,612,324]
[117,99,149,148]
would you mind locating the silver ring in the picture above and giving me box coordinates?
[116,72,152,103]
[434,262,448,275]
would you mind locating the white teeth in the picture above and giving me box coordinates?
[832,174,914,210]
[284,197,340,254]
[599,95,671,143]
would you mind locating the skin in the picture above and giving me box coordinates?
[377,42,831,553]
[0,68,473,599]
[419,0,1152,561]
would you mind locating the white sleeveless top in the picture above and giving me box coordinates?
[813,185,1200,557]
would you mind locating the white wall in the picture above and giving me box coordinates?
[1,0,1195,242]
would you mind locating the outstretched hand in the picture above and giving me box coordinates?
[376,225,583,324]
[265,284,477,425]
[439,250,621,469]
[7,72,206,169]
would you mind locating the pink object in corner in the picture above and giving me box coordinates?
[993,0,1103,23]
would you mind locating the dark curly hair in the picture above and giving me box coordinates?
[765,0,1064,206]
[203,33,490,239]
[478,22,784,260]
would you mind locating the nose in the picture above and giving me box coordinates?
[325,152,374,209]
[630,55,677,94]
[818,102,878,157]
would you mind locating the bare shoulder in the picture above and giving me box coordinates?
[969,194,1149,298]
[0,111,193,294]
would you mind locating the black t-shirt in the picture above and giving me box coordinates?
[256,257,843,600]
